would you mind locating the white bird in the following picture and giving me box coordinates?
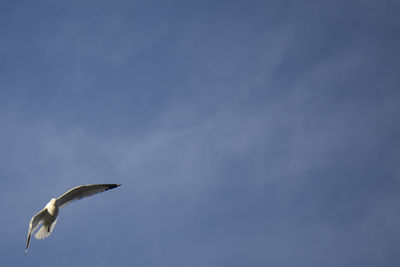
[25,184,121,254]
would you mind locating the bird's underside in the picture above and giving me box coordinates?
[25,184,120,254]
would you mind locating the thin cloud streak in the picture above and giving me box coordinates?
[0,0,399,266]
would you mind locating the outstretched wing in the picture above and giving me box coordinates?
[56,184,121,208]
[25,209,47,254]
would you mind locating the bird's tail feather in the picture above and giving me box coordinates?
[35,218,57,240]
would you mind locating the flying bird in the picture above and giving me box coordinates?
[25,184,121,254]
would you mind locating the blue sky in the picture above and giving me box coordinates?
[1,0,399,266]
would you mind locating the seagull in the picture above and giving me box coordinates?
[25,184,121,254]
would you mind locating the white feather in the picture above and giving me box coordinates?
[34,218,57,240]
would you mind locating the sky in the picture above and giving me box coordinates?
[0,0,399,266]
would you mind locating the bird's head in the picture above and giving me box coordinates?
[47,198,57,207]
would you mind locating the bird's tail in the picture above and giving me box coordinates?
[35,218,58,240]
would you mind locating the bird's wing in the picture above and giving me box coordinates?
[56,184,121,208]
[25,209,47,254]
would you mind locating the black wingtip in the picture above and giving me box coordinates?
[105,184,121,190]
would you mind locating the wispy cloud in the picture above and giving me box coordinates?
[0,0,399,266]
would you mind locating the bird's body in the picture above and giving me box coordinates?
[39,199,58,235]
[25,184,120,254]
[45,199,59,216]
